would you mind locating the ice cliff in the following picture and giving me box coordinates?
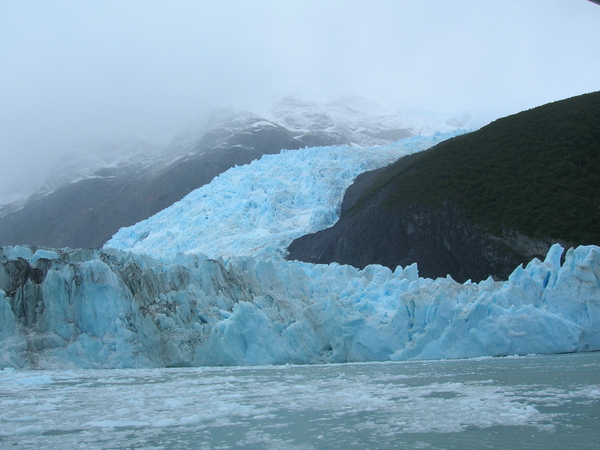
[2,130,599,369]
[1,243,599,369]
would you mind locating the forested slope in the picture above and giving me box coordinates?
[287,91,600,281]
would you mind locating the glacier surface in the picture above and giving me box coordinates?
[104,133,460,261]
[1,243,599,369]
[2,132,599,369]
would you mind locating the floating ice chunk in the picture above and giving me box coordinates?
[15,425,44,435]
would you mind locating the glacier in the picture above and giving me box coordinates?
[104,133,461,261]
[1,243,599,369]
[2,131,599,369]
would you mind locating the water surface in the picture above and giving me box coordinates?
[1,352,599,449]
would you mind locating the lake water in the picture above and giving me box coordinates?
[1,352,599,449]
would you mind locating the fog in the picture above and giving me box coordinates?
[1,0,599,196]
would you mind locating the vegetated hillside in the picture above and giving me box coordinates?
[287,91,600,282]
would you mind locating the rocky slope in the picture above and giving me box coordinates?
[287,92,600,282]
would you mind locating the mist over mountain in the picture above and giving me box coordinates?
[0,96,482,249]
[1,92,600,371]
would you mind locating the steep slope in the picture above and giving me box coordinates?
[0,98,481,249]
[104,133,459,261]
[286,91,600,282]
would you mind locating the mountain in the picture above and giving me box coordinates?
[0,97,481,249]
[1,94,599,370]
[0,112,309,249]
[265,95,479,146]
[286,91,600,282]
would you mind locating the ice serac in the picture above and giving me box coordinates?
[1,244,599,369]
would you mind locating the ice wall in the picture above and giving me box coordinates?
[1,244,598,369]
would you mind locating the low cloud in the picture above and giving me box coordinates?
[1,0,599,195]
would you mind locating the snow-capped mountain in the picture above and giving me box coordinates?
[0,108,319,248]
[1,94,599,370]
[0,96,486,249]
[266,95,485,147]
[0,139,166,218]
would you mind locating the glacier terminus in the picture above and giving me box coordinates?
[1,132,599,369]
[1,236,599,369]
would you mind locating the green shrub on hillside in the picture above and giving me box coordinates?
[354,91,600,245]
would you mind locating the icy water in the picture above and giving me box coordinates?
[1,353,599,450]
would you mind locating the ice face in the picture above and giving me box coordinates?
[104,132,461,262]
[1,243,599,369]
[3,133,599,369]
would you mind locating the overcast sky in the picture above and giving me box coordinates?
[1,0,600,195]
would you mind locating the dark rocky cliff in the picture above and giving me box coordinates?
[287,172,552,282]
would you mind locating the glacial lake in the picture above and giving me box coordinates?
[1,352,599,450]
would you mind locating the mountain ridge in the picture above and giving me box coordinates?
[0,97,480,249]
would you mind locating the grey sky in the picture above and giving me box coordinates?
[1,0,600,194]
